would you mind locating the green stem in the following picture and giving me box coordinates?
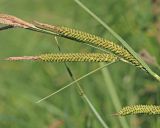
[83,94,109,128]
[28,27,58,36]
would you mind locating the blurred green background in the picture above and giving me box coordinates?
[0,0,160,128]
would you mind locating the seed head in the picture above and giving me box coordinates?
[116,105,160,116]
[33,21,142,68]
[39,53,118,62]
[5,53,119,63]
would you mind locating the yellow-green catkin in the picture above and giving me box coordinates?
[39,53,118,62]
[34,22,142,68]
[117,105,160,116]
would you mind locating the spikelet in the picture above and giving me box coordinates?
[33,21,142,68]
[39,53,118,62]
[116,105,160,116]
[5,53,119,63]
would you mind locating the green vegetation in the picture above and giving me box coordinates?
[0,0,160,128]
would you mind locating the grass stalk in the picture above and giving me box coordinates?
[82,94,109,128]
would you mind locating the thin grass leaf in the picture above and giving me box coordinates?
[83,94,109,128]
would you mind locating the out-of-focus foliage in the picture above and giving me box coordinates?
[0,0,159,128]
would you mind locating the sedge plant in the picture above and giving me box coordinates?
[0,7,160,128]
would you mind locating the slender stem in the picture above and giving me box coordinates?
[83,94,109,128]
[74,0,160,82]
[28,27,58,36]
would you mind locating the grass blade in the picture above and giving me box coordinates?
[83,94,109,128]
